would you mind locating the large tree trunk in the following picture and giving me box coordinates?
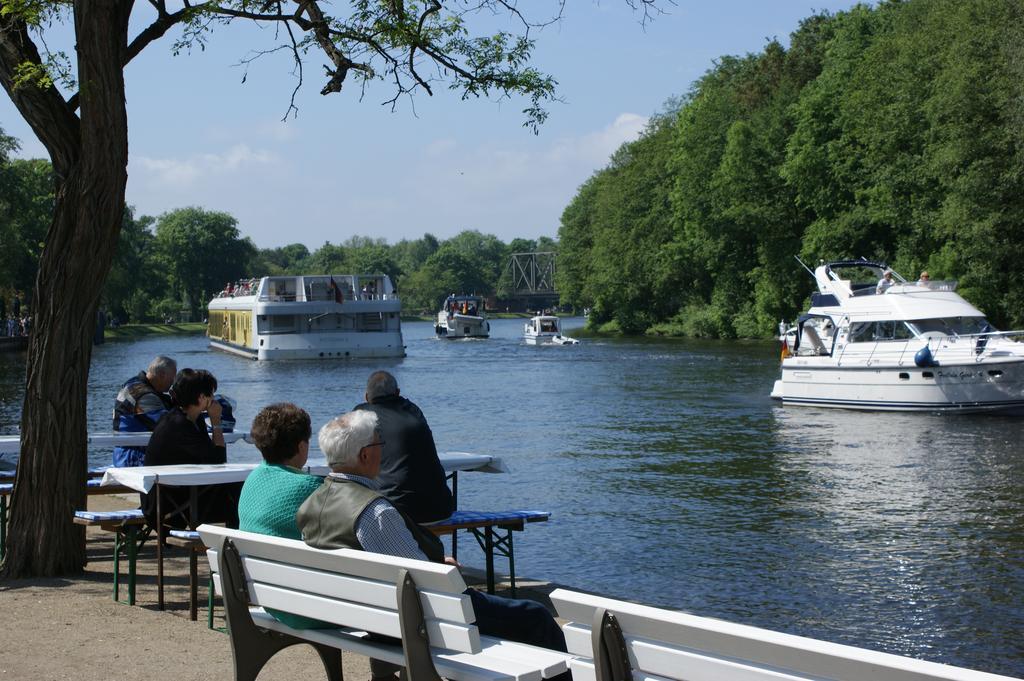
[0,0,132,577]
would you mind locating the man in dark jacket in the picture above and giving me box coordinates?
[111,355,176,466]
[353,370,454,523]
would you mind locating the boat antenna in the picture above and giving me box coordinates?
[794,256,816,280]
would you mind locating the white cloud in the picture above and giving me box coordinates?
[133,144,275,188]
[547,112,649,166]
[424,138,457,156]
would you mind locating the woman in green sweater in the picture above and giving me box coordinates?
[239,402,327,629]
[239,402,323,539]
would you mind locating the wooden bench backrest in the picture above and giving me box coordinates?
[550,589,1019,681]
[198,524,481,654]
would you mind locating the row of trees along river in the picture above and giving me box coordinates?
[557,0,1024,337]
[0,145,558,321]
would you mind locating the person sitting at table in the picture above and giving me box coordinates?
[111,355,176,467]
[142,368,241,530]
[354,370,453,524]
[297,410,569,679]
[238,402,328,629]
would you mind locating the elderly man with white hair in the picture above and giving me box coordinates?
[297,411,570,681]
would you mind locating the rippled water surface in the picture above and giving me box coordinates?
[2,318,1023,676]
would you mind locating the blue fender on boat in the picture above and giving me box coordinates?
[914,345,939,368]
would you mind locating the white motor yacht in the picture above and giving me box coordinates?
[523,315,579,345]
[771,259,1024,412]
[436,295,489,339]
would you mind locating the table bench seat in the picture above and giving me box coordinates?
[73,509,148,605]
[165,529,212,625]
[429,510,550,596]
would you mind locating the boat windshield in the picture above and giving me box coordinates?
[848,320,917,342]
[539,319,559,333]
[907,317,993,337]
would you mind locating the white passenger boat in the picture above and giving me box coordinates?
[207,274,405,360]
[436,295,489,339]
[771,259,1024,412]
[523,315,579,345]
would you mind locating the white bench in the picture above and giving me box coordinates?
[549,589,1021,681]
[198,524,573,681]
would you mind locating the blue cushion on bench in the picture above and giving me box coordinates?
[168,529,201,541]
[75,509,144,522]
[434,510,550,527]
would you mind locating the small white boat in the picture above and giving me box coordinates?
[436,295,489,339]
[207,274,405,360]
[771,259,1024,412]
[524,315,579,345]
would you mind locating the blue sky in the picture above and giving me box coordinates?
[1,1,865,250]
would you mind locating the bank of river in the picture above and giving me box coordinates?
[1,317,1022,676]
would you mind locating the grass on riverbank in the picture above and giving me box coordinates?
[104,322,206,340]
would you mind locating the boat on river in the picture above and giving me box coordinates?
[435,294,489,339]
[523,315,579,345]
[207,274,405,360]
[771,259,1024,412]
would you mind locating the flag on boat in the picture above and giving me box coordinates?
[780,338,791,361]
[329,277,343,304]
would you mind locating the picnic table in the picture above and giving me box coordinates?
[99,451,507,609]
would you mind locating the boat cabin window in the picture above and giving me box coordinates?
[907,317,992,337]
[267,277,297,302]
[848,320,916,342]
[540,319,558,333]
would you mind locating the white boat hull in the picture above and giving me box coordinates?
[771,360,1024,413]
[524,333,579,345]
[436,315,489,338]
[211,331,405,361]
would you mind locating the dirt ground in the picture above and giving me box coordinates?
[0,492,561,681]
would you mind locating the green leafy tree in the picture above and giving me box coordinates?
[307,242,349,274]
[153,207,256,317]
[102,208,158,322]
[0,154,52,305]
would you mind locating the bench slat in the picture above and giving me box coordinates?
[568,658,678,681]
[474,637,574,678]
[253,610,549,681]
[199,525,467,593]
[563,623,816,681]
[250,581,481,654]
[207,550,474,622]
[552,590,1019,681]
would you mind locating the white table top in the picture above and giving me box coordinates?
[0,431,250,455]
[101,451,505,493]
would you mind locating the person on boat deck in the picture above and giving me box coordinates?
[917,271,930,287]
[142,368,241,530]
[876,270,894,294]
[237,402,326,629]
[353,370,454,523]
[112,355,176,467]
[296,411,570,681]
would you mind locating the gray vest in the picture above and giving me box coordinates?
[297,476,444,562]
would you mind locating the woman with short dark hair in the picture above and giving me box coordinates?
[143,368,240,528]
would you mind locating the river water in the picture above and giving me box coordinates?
[1,318,1023,676]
